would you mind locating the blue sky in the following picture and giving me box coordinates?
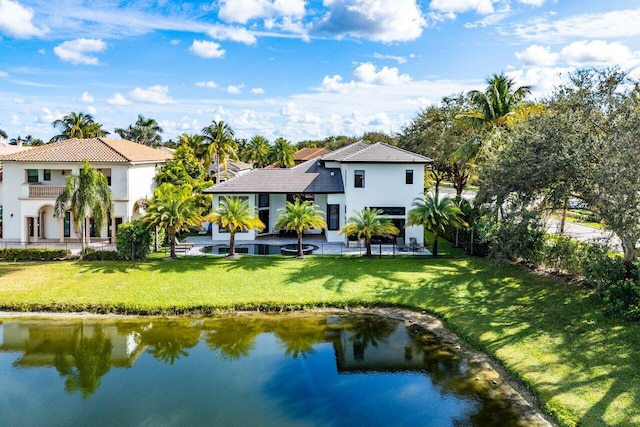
[1,0,640,143]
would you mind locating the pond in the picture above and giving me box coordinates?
[0,313,544,426]
[203,243,320,255]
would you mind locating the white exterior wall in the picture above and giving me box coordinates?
[325,193,346,242]
[0,161,164,243]
[342,163,425,244]
[211,194,259,241]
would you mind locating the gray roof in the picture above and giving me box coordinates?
[205,158,344,194]
[321,141,432,164]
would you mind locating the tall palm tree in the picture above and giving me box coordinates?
[270,137,295,168]
[201,120,238,181]
[144,183,203,259]
[244,135,271,168]
[407,190,467,256]
[339,208,399,257]
[115,115,163,147]
[207,196,265,258]
[274,200,326,258]
[55,160,113,251]
[178,133,208,165]
[51,112,107,142]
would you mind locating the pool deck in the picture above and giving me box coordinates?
[180,236,432,257]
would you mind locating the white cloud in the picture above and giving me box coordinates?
[80,91,94,103]
[207,25,257,44]
[320,63,411,93]
[53,38,107,65]
[129,85,176,104]
[316,0,426,42]
[373,53,408,64]
[508,7,640,42]
[515,45,559,67]
[0,0,47,38]
[189,40,225,59]
[251,87,265,94]
[430,0,496,15]
[170,39,181,45]
[560,40,635,67]
[0,70,8,78]
[13,98,24,104]
[227,84,244,94]
[39,107,62,123]
[196,81,218,88]
[10,114,19,125]
[86,105,97,115]
[517,0,546,5]
[507,67,572,97]
[107,93,132,106]
[218,0,306,24]
[38,48,45,55]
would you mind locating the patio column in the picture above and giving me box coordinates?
[111,216,116,243]
[32,216,38,243]
[58,215,64,243]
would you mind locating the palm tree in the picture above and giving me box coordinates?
[269,137,295,168]
[339,208,399,257]
[144,183,203,259]
[201,120,238,181]
[178,133,208,165]
[207,196,265,258]
[0,129,7,139]
[51,112,107,142]
[274,200,326,258]
[55,160,113,252]
[244,135,271,168]
[115,115,163,147]
[407,190,467,256]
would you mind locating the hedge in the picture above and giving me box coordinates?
[0,248,69,261]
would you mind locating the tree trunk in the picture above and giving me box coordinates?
[229,230,237,257]
[365,237,372,257]
[470,226,474,256]
[169,230,177,259]
[432,231,439,256]
[620,235,638,275]
[558,198,568,235]
[297,232,304,258]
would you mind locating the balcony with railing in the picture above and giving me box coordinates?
[28,185,65,198]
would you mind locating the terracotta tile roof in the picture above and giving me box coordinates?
[0,143,31,156]
[0,138,173,164]
[205,158,344,194]
[321,141,432,163]
[294,147,331,161]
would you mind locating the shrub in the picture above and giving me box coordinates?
[116,219,165,260]
[541,235,586,276]
[82,249,121,261]
[0,248,69,261]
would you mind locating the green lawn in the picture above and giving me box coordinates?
[0,255,638,426]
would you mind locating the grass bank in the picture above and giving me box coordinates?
[0,255,637,426]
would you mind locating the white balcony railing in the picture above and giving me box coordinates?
[29,185,65,198]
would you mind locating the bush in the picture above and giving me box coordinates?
[82,249,121,261]
[541,235,587,276]
[0,248,69,261]
[116,219,165,260]
[600,277,640,321]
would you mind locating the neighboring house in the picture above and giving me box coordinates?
[0,137,172,243]
[209,159,252,182]
[264,146,331,169]
[205,141,432,244]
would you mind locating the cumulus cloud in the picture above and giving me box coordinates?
[86,106,97,115]
[320,63,411,93]
[39,107,62,123]
[80,91,94,103]
[189,40,225,58]
[315,0,425,42]
[227,84,244,94]
[53,38,107,65]
[373,53,408,64]
[218,0,306,24]
[107,93,132,106]
[196,81,218,88]
[251,87,265,94]
[129,85,175,104]
[516,40,636,68]
[0,0,47,38]
[207,25,257,44]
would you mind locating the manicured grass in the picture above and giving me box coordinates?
[0,255,638,426]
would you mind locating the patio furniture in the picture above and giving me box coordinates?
[396,237,410,252]
[409,237,425,251]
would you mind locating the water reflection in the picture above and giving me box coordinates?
[0,314,540,426]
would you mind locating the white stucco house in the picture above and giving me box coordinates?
[204,141,432,244]
[0,137,172,243]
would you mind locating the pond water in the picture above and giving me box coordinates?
[204,243,320,255]
[0,313,539,426]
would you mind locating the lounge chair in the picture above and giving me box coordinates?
[396,237,410,252]
[409,237,425,251]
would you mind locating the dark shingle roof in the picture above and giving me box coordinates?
[205,159,344,194]
[0,138,173,163]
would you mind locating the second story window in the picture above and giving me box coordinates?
[27,169,38,183]
[354,170,365,188]
[405,170,414,185]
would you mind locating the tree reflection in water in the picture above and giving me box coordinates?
[203,317,265,360]
[54,326,113,399]
[272,317,327,359]
[344,315,397,360]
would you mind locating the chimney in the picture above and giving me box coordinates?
[17,140,23,147]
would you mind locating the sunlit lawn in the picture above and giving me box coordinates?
[0,247,637,426]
